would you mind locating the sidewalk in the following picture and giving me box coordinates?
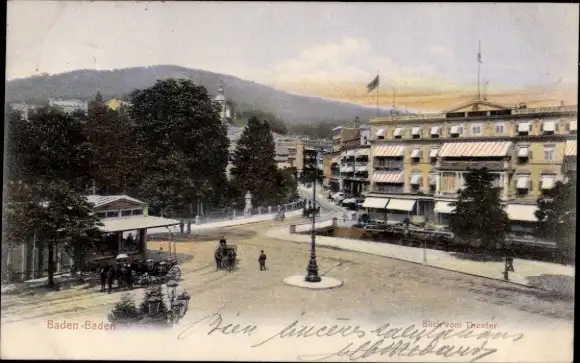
[265,224,575,297]
[148,209,303,235]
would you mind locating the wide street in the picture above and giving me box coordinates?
[2,216,574,324]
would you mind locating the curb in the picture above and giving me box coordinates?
[266,230,557,294]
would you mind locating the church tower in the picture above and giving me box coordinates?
[214,80,232,125]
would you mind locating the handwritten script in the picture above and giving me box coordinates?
[177,312,525,362]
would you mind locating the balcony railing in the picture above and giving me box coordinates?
[374,160,403,170]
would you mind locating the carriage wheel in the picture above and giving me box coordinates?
[169,266,181,279]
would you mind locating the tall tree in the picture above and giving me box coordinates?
[85,92,138,195]
[129,79,229,216]
[449,168,510,251]
[21,106,93,191]
[535,172,576,263]
[230,117,279,206]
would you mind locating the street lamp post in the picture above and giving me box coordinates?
[305,148,322,283]
[146,280,190,327]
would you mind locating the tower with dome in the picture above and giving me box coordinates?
[214,80,234,125]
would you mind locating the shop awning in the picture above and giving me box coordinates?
[541,175,555,190]
[518,122,531,133]
[387,198,416,212]
[505,204,538,222]
[434,201,455,214]
[374,145,405,157]
[516,175,529,189]
[430,126,441,136]
[99,216,181,233]
[517,146,530,157]
[372,171,403,183]
[356,149,370,157]
[565,140,577,156]
[439,141,512,158]
[543,121,556,132]
[570,120,577,132]
[362,197,389,209]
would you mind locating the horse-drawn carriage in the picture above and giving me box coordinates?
[131,257,182,287]
[214,243,237,272]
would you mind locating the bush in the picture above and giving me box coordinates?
[108,294,141,326]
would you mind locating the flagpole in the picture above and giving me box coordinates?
[376,70,379,117]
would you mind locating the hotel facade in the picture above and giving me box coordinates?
[364,99,577,233]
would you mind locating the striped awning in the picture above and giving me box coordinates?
[356,148,370,157]
[438,142,512,158]
[410,174,422,185]
[372,171,403,183]
[517,122,531,133]
[387,199,416,212]
[543,121,556,132]
[505,204,538,222]
[374,145,405,157]
[429,174,437,185]
[565,140,577,156]
[434,201,455,214]
[362,197,389,209]
[516,175,529,189]
[517,146,530,157]
[541,175,555,190]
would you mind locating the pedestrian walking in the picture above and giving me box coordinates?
[106,268,114,294]
[99,267,107,292]
[343,212,347,223]
[258,250,267,271]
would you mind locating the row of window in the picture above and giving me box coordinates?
[96,208,144,219]
[375,120,577,140]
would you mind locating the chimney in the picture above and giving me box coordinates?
[354,117,360,129]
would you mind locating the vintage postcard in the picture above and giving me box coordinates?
[2,1,577,361]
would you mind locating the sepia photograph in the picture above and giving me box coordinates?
[2,1,577,361]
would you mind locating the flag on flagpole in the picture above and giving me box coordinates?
[366,74,380,93]
[478,52,482,64]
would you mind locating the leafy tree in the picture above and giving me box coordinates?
[19,106,93,192]
[129,79,229,216]
[85,92,138,195]
[108,294,141,326]
[535,172,576,263]
[230,116,279,206]
[4,108,31,182]
[448,168,510,251]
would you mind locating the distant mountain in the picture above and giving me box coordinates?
[5,65,398,124]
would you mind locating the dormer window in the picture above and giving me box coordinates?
[393,128,403,139]
[411,127,421,138]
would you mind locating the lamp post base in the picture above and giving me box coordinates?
[305,274,322,283]
[284,275,343,289]
[305,257,321,282]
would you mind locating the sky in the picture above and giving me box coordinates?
[6,1,579,110]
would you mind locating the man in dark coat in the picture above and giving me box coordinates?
[106,267,114,294]
[258,250,267,271]
[99,267,107,292]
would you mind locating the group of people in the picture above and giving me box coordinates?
[99,264,133,293]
